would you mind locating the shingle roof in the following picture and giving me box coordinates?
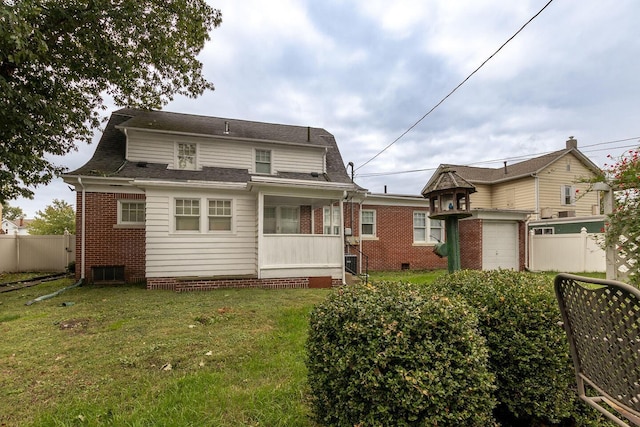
[65,108,354,185]
[435,148,601,185]
[422,168,477,195]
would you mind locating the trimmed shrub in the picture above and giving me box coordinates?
[431,270,578,425]
[306,282,497,427]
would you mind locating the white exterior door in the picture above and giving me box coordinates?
[482,221,519,270]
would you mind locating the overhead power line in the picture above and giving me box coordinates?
[355,0,556,173]
[355,137,640,179]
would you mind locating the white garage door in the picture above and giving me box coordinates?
[482,221,518,270]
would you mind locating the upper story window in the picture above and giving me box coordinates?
[177,143,197,170]
[361,210,376,237]
[208,200,232,231]
[255,149,272,174]
[118,201,145,225]
[413,212,443,244]
[323,206,341,235]
[175,198,200,231]
[562,185,576,205]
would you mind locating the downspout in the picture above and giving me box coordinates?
[78,177,86,280]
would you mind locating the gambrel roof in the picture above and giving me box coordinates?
[66,108,355,185]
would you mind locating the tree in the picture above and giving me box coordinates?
[1,201,25,220]
[27,199,76,235]
[0,0,222,202]
[595,147,640,286]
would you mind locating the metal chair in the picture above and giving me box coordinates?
[555,273,640,427]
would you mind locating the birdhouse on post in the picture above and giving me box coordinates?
[421,168,476,273]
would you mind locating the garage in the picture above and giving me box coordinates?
[482,221,519,270]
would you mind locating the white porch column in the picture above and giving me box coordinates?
[257,191,264,279]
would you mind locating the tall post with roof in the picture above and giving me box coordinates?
[422,168,476,273]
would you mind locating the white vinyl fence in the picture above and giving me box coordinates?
[528,228,605,273]
[0,234,75,273]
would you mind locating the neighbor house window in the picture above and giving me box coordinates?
[562,185,576,205]
[175,198,200,231]
[533,227,554,235]
[323,206,341,235]
[119,201,145,224]
[208,200,232,231]
[413,212,443,243]
[361,210,376,236]
[176,143,197,170]
[263,206,299,234]
[255,149,271,174]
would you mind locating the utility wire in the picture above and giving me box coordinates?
[355,137,640,179]
[355,0,556,173]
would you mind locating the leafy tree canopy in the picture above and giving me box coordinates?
[1,201,25,220]
[27,199,75,235]
[0,0,222,202]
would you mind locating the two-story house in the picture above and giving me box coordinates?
[419,138,603,271]
[63,109,360,290]
[426,137,602,221]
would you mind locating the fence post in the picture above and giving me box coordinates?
[528,229,535,271]
[580,227,588,272]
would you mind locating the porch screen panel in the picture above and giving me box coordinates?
[279,207,300,234]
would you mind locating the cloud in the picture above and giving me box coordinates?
[10,0,640,217]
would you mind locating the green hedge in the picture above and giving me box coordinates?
[306,282,497,427]
[430,270,579,425]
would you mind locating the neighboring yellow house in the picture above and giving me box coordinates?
[424,138,603,220]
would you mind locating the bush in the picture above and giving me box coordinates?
[431,270,578,425]
[306,282,497,427]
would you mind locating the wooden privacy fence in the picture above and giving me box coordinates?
[0,234,75,273]
[529,228,606,273]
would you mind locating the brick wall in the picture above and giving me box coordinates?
[459,218,483,270]
[147,276,342,291]
[75,192,146,283]
[357,204,447,271]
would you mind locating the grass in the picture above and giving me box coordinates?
[0,269,605,426]
[0,279,330,426]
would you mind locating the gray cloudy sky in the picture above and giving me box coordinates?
[13,0,640,217]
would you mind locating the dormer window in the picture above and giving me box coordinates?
[255,149,271,174]
[176,143,197,170]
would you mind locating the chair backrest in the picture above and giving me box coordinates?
[555,273,640,427]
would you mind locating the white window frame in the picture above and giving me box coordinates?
[429,218,443,243]
[118,201,145,225]
[263,206,300,234]
[361,209,376,237]
[208,199,233,232]
[561,185,576,206]
[176,142,197,170]
[533,227,554,235]
[323,206,341,235]
[255,149,272,174]
[174,198,200,232]
[413,212,443,244]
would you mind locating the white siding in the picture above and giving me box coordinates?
[537,154,599,218]
[126,131,324,173]
[145,188,257,278]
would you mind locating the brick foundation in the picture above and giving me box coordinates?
[147,276,343,291]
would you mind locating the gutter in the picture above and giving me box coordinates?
[78,177,86,280]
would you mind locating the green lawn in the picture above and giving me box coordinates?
[0,269,604,426]
[0,278,330,426]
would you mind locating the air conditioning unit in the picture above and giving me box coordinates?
[540,208,553,219]
[558,210,576,218]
